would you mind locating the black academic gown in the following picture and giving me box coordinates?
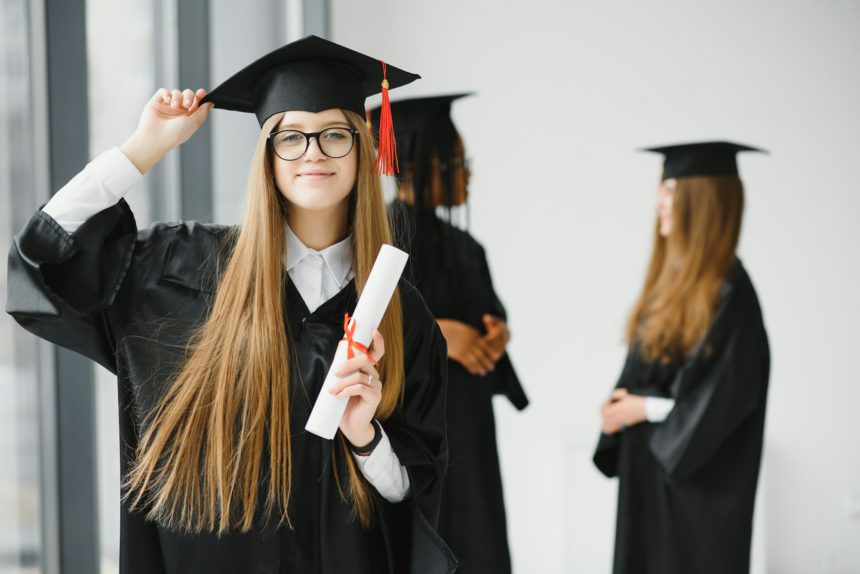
[5,199,458,574]
[397,208,528,574]
[593,260,770,574]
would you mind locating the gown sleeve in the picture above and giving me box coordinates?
[6,198,176,374]
[383,283,449,524]
[648,274,770,482]
[592,350,638,478]
[378,282,458,573]
[473,241,529,411]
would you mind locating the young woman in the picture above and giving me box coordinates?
[593,141,771,574]
[6,36,455,574]
[371,94,528,574]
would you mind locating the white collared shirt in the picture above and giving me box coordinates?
[645,397,675,422]
[42,146,411,502]
[283,224,354,314]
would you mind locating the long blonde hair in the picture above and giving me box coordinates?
[125,109,404,533]
[626,176,744,362]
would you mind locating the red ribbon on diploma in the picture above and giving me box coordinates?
[342,313,378,365]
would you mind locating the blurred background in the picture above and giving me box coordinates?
[1,0,858,572]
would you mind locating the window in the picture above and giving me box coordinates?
[0,1,47,572]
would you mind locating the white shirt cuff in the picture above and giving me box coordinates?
[351,425,411,503]
[42,147,143,233]
[644,396,676,422]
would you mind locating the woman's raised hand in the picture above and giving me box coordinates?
[120,88,212,174]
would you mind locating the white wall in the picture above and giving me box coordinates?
[332,1,860,572]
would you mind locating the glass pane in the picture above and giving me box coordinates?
[0,0,44,572]
[84,1,156,572]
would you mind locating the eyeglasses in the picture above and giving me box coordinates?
[267,127,358,161]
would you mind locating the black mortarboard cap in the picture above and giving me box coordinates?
[201,35,420,129]
[642,141,767,181]
[369,93,473,134]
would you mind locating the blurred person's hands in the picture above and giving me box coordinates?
[438,319,496,376]
[481,314,509,361]
[601,388,646,434]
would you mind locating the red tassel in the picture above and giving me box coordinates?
[374,61,399,176]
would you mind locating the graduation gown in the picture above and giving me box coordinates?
[593,259,770,574]
[5,199,458,574]
[397,208,528,574]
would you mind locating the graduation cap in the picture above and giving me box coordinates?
[368,93,473,134]
[201,35,420,175]
[641,141,767,181]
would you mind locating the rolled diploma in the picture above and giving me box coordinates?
[304,244,409,439]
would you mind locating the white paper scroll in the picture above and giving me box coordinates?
[304,244,409,440]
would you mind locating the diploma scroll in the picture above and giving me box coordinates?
[304,244,409,439]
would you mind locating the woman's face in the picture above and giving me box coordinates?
[271,108,358,213]
[657,178,676,237]
[397,137,471,208]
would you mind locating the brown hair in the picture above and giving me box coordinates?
[125,109,404,534]
[626,176,744,362]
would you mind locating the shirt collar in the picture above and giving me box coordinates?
[284,224,354,287]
